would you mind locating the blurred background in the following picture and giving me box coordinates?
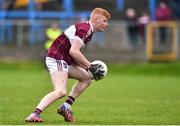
[0,0,179,62]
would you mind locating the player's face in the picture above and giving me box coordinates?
[95,16,109,32]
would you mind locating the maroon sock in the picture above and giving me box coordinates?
[33,108,42,115]
[65,96,75,105]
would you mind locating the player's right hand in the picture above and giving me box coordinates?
[88,64,104,81]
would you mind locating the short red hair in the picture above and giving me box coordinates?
[90,8,111,19]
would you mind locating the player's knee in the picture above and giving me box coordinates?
[54,89,66,98]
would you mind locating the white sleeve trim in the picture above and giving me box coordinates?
[75,36,84,45]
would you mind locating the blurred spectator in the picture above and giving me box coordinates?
[156,2,172,21]
[155,2,172,44]
[138,11,150,46]
[124,8,139,49]
[44,22,62,50]
[3,0,15,11]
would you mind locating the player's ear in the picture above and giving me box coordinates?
[96,19,100,23]
[94,17,100,23]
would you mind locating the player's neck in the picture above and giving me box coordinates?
[89,20,97,33]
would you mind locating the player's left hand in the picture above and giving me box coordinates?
[88,64,104,81]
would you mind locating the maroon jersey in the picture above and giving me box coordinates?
[47,21,93,65]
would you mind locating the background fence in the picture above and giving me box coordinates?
[0,20,179,62]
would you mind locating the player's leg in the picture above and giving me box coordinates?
[36,71,68,110]
[68,65,92,99]
[57,65,92,122]
[25,58,69,122]
[25,71,68,122]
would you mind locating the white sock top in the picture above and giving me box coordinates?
[64,102,72,109]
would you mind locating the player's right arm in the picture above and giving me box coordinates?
[69,37,91,69]
[69,37,103,80]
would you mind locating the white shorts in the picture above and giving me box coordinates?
[46,57,70,74]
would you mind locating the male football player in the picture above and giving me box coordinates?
[25,8,111,122]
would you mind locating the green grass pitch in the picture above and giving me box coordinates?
[0,61,180,125]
